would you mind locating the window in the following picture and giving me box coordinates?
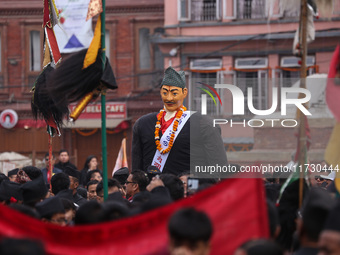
[279,56,315,88]
[234,57,268,116]
[29,31,41,72]
[26,27,43,91]
[105,29,110,62]
[237,0,266,19]
[179,0,221,22]
[139,28,151,70]
[189,58,223,115]
[135,24,164,88]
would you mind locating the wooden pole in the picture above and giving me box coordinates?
[298,0,308,208]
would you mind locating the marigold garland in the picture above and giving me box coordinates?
[155,106,187,154]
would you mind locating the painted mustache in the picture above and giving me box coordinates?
[165,101,175,104]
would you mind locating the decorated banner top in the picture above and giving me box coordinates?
[54,0,93,53]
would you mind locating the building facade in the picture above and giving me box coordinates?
[0,0,164,174]
[154,0,340,166]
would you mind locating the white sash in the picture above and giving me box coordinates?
[152,111,190,172]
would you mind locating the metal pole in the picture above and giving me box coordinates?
[100,0,108,201]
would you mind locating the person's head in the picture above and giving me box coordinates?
[87,180,99,200]
[22,166,42,180]
[51,172,70,195]
[96,178,122,203]
[160,67,188,112]
[64,166,81,193]
[160,174,184,201]
[319,172,335,189]
[83,155,98,171]
[267,200,280,239]
[113,167,129,186]
[60,198,76,225]
[296,188,335,246]
[234,239,283,255]
[7,168,19,182]
[20,176,48,207]
[168,207,212,255]
[178,172,190,198]
[0,173,9,184]
[124,170,148,199]
[318,201,340,255]
[58,149,70,164]
[86,169,102,184]
[0,180,23,204]
[35,196,66,226]
[74,200,105,225]
[0,238,45,255]
[44,153,57,168]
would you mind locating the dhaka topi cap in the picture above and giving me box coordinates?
[36,196,65,218]
[113,167,129,185]
[7,168,19,177]
[160,67,186,88]
[21,176,48,204]
[64,166,80,180]
[0,180,23,201]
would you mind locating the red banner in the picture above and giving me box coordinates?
[0,178,268,255]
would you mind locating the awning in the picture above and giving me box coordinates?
[63,118,127,129]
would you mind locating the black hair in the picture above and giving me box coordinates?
[60,198,76,212]
[22,166,42,180]
[9,204,40,219]
[131,170,148,192]
[74,200,105,225]
[86,180,99,190]
[160,174,184,201]
[85,169,102,184]
[267,200,280,238]
[82,155,97,170]
[44,152,55,159]
[96,178,121,194]
[59,149,69,155]
[0,173,9,184]
[168,207,212,250]
[238,239,283,255]
[51,172,70,195]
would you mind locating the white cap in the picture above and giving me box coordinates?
[320,171,336,181]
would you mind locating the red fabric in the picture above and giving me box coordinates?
[160,111,175,134]
[0,178,268,255]
[326,44,340,121]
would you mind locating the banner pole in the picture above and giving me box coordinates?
[100,0,108,201]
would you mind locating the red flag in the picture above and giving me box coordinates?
[326,44,340,121]
[0,178,268,255]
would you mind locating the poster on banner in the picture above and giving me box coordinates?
[54,0,93,53]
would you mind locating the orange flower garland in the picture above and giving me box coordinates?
[155,106,187,154]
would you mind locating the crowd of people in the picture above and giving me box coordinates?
[0,149,339,255]
[0,67,339,255]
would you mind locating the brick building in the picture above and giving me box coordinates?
[0,0,164,174]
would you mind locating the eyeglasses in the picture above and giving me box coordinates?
[315,176,325,181]
[125,181,137,185]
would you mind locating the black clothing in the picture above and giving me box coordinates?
[132,112,228,176]
[54,161,77,172]
[293,247,318,255]
[56,189,87,207]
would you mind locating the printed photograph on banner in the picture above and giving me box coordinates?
[54,0,93,53]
